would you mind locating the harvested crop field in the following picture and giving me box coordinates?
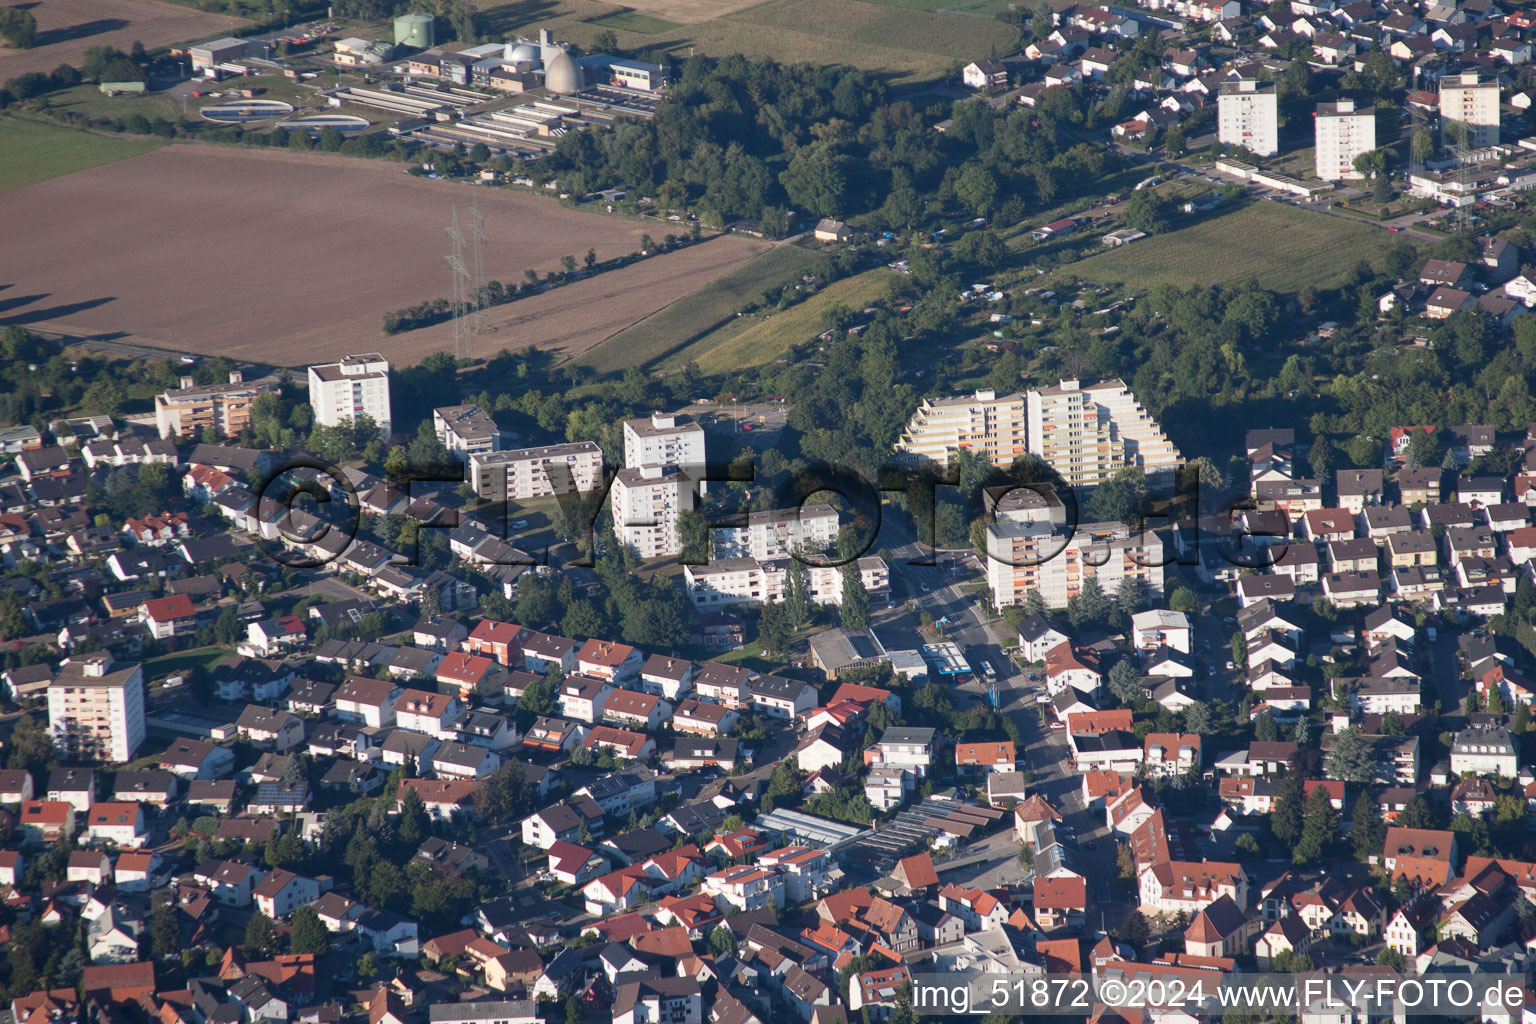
[1070,202,1408,294]
[0,144,763,365]
[0,0,248,80]
[388,233,770,366]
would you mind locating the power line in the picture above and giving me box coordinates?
[446,206,472,362]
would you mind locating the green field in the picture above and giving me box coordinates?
[591,9,684,32]
[0,118,166,192]
[143,645,228,681]
[693,267,897,374]
[1069,202,1410,294]
[580,243,823,373]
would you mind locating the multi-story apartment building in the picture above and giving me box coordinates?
[611,465,694,559]
[468,442,604,502]
[683,556,890,609]
[712,504,840,560]
[1026,379,1183,488]
[623,412,705,474]
[433,405,501,458]
[47,655,146,763]
[986,519,1165,610]
[866,726,936,778]
[154,372,276,440]
[1439,72,1500,148]
[1217,78,1279,156]
[896,381,1178,489]
[308,353,391,436]
[1315,99,1376,180]
[895,388,1029,466]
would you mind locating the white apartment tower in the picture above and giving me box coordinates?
[1315,99,1376,180]
[985,520,1165,610]
[712,504,840,561]
[1217,79,1279,157]
[468,442,604,502]
[308,353,392,437]
[1026,379,1183,489]
[623,412,706,474]
[47,655,146,763]
[612,464,695,559]
[895,388,1029,466]
[1439,72,1500,149]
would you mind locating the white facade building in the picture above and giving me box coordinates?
[986,520,1165,610]
[433,405,501,458]
[1440,72,1500,148]
[623,412,705,475]
[1025,378,1183,488]
[308,353,391,436]
[684,556,889,609]
[1218,79,1279,156]
[712,504,839,560]
[612,465,694,559]
[1315,99,1376,180]
[468,442,604,501]
[47,655,146,764]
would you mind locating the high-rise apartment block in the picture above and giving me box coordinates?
[985,519,1165,610]
[711,504,840,561]
[434,405,502,458]
[612,465,694,559]
[623,412,706,475]
[1439,72,1500,149]
[1217,79,1279,156]
[47,655,146,763]
[308,353,392,437]
[1314,99,1376,180]
[896,380,1181,489]
[895,388,1029,466]
[154,371,277,440]
[469,442,604,502]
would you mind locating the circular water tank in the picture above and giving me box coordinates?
[511,43,538,62]
[544,49,581,95]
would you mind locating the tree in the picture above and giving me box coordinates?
[289,905,331,956]
[150,899,180,959]
[708,925,737,956]
[1270,775,1304,847]
[840,564,870,630]
[1411,129,1436,166]
[784,555,811,629]
[1253,712,1277,746]
[758,603,791,656]
[1183,700,1211,735]
[244,912,278,958]
[518,673,555,716]
[1108,660,1143,706]
[1326,726,1377,784]
[1292,784,1337,864]
[1125,189,1173,235]
[955,164,999,219]
[0,8,38,48]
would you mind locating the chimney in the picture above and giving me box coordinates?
[180,376,195,389]
[228,370,243,384]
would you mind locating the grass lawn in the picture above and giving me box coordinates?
[582,243,823,373]
[1068,201,1410,294]
[143,645,229,681]
[691,267,897,374]
[591,9,684,31]
[0,118,166,192]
